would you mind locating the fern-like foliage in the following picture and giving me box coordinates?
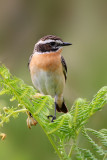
[0,65,107,160]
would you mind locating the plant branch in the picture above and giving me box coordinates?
[0,65,107,160]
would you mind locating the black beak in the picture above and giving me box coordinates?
[61,42,72,46]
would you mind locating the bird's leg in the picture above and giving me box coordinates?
[51,102,56,122]
[47,102,56,122]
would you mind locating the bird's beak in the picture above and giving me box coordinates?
[61,42,72,46]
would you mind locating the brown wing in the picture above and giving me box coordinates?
[61,56,67,81]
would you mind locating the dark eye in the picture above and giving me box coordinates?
[50,42,56,46]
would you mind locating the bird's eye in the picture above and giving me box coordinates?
[50,42,56,46]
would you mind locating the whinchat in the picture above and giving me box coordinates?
[28,35,72,122]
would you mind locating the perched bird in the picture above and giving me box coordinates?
[28,35,72,122]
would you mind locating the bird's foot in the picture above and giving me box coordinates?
[26,111,38,129]
[51,116,56,122]
[47,115,56,122]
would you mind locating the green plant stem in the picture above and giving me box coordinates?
[47,133,62,160]
[103,153,107,160]
[33,115,63,160]
[68,133,79,158]
[68,142,76,158]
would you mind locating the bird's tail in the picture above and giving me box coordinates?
[55,100,68,113]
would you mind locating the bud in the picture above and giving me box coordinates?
[0,113,2,118]
[18,104,24,108]
[0,133,6,140]
[3,107,8,112]
[26,117,38,129]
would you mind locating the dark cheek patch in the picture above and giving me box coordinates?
[36,44,51,52]
[36,44,58,52]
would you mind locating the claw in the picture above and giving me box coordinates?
[47,115,53,119]
[47,115,56,122]
[51,116,56,122]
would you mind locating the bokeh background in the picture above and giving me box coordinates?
[0,0,107,159]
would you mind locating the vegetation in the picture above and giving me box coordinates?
[0,65,107,160]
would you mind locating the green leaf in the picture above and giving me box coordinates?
[76,147,97,160]
[82,128,105,156]
[0,64,107,160]
[86,128,107,148]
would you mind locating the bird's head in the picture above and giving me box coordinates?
[34,35,72,54]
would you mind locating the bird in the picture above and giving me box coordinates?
[28,35,72,122]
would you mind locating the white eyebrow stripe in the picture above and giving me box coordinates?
[36,39,62,45]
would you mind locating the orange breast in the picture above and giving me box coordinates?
[29,49,62,74]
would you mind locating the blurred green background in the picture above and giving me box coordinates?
[0,0,107,159]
